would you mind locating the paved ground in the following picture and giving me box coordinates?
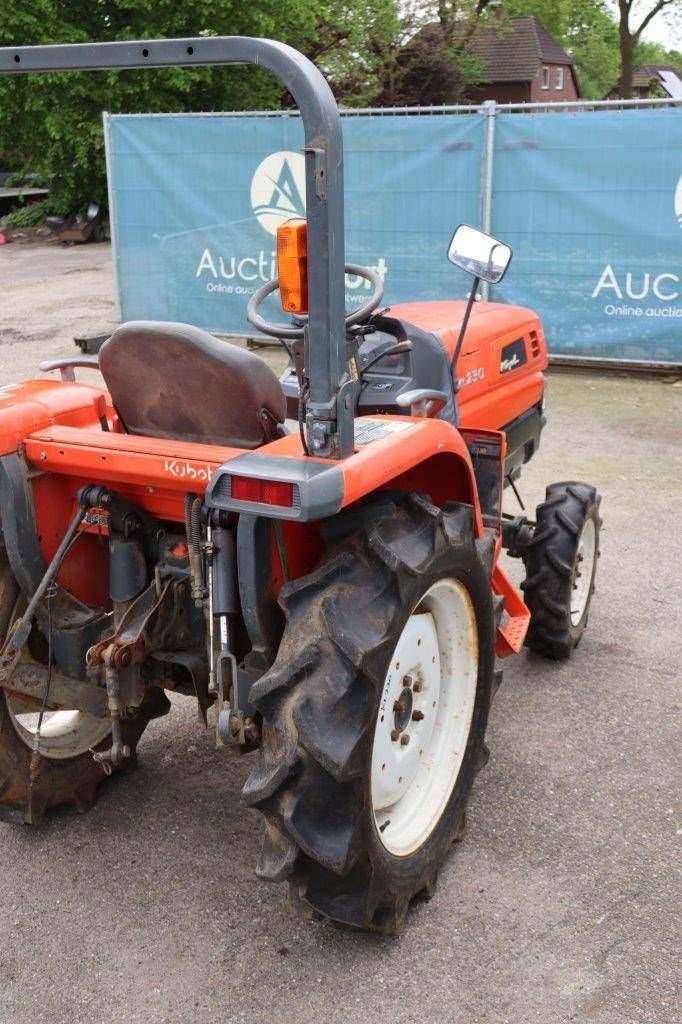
[0,243,680,1024]
[1,239,116,378]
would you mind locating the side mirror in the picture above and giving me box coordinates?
[447,224,512,284]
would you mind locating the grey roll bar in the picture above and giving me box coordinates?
[0,37,350,458]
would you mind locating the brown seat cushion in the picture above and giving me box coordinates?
[99,321,286,449]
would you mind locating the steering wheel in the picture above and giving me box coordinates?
[246,263,384,340]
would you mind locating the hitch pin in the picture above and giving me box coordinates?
[91,645,131,772]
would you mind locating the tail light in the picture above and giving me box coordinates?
[231,475,295,508]
[277,218,308,314]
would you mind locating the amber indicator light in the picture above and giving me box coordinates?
[277,217,308,314]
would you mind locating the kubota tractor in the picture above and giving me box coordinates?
[0,38,601,933]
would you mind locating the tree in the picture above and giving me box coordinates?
[635,38,682,72]
[0,0,397,211]
[563,0,622,98]
[367,0,491,106]
[300,0,402,107]
[615,0,681,97]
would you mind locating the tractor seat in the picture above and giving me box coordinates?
[99,321,286,449]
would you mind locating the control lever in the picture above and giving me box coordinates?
[396,389,448,418]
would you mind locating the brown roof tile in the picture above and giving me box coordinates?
[468,15,574,83]
[632,64,680,88]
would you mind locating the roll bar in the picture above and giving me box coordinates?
[0,37,351,458]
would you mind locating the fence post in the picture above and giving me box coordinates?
[479,99,497,301]
[102,111,122,322]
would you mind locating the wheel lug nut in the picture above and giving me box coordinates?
[412,681,422,693]
[400,734,410,746]
[390,729,400,742]
[402,674,413,687]
[393,698,406,715]
[412,710,424,722]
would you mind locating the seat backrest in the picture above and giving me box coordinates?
[99,321,286,449]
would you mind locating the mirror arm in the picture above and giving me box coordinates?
[450,275,480,388]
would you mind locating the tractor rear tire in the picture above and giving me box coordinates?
[522,481,601,659]
[0,546,169,825]
[243,494,495,933]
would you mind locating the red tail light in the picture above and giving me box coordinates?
[231,475,295,508]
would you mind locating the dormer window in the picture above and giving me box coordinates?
[556,67,564,89]
[541,66,550,89]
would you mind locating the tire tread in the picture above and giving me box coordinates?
[523,482,601,659]
[244,496,494,932]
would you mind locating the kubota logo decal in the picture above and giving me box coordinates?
[164,459,214,482]
[250,151,306,236]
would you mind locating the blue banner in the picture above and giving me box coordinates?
[107,106,682,364]
[492,108,682,363]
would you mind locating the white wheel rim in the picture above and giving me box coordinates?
[571,517,596,626]
[371,578,478,857]
[3,599,111,760]
[6,701,111,760]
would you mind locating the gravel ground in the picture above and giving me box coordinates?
[0,242,680,1024]
[1,239,116,378]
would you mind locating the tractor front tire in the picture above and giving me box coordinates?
[243,495,495,933]
[522,481,602,659]
[0,548,169,825]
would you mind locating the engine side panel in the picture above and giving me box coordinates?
[388,300,548,433]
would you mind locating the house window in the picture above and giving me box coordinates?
[556,67,564,90]
[541,66,550,90]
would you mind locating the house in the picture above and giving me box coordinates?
[466,15,581,103]
[605,65,682,100]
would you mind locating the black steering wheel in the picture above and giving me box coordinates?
[246,263,384,340]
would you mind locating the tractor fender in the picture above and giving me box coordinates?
[227,418,485,667]
[338,417,482,527]
[206,416,483,531]
[0,379,113,456]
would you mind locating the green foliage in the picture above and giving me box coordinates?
[635,39,682,73]
[356,0,492,106]
[0,198,52,229]
[0,0,396,211]
[372,25,485,105]
[567,4,621,98]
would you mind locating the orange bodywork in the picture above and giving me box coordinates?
[0,377,485,609]
[10,394,480,526]
[390,300,547,431]
[0,379,116,454]
[0,299,543,652]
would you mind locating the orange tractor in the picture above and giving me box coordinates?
[0,38,601,932]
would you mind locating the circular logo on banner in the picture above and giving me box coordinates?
[676,175,682,228]
[250,150,306,236]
